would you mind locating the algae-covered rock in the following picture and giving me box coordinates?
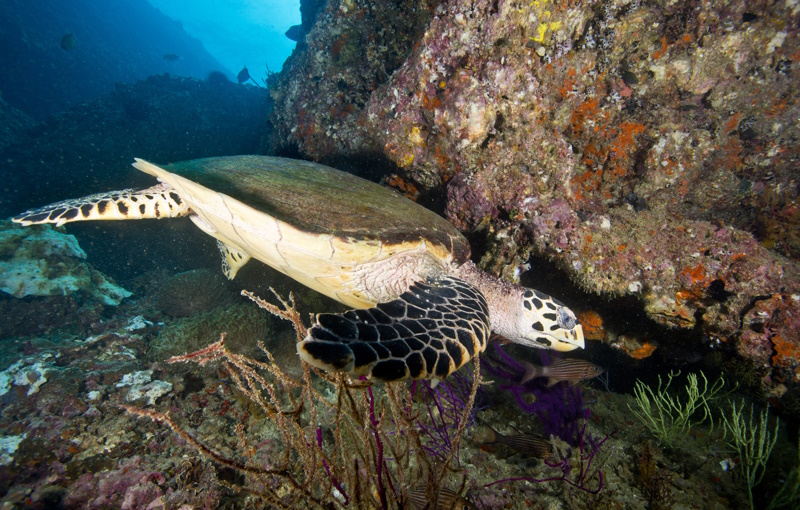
[267,0,800,404]
[0,222,131,305]
[156,268,233,318]
[149,302,272,360]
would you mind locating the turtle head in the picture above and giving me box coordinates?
[450,261,584,352]
[512,289,585,352]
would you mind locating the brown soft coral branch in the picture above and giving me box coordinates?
[123,289,477,508]
[241,287,307,340]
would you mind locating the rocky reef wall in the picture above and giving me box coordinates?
[268,0,800,406]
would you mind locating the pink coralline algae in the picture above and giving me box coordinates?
[268,0,800,402]
[445,172,498,231]
[738,294,800,387]
[64,458,164,509]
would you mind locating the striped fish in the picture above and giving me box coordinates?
[407,485,473,510]
[481,425,554,460]
[521,358,603,387]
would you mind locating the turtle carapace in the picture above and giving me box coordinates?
[13,156,585,383]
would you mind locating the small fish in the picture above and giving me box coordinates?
[521,358,603,387]
[237,65,252,85]
[60,33,76,51]
[407,485,473,510]
[162,53,181,62]
[285,24,302,42]
[481,425,554,460]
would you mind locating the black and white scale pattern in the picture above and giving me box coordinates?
[298,275,491,382]
[12,185,189,227]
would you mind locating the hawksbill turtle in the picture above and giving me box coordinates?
[13,156,585,383]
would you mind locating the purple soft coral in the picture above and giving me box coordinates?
[482,343,588,445]
[413,363,491,464]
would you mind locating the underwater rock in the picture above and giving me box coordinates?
[0,433,25,466]
[266,0,432,163]
[0,354,52,397]
[115,370,172,406]
[268,0,800,400]
[0,222,131,306]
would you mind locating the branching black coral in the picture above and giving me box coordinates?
[124,287,480,509]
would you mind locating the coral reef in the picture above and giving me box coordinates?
[267,0,432,165]
[0,222,130,306]
[1,281,796,509]
[128,290,482,508]
[4,0,800,507]
[267,0,800,402]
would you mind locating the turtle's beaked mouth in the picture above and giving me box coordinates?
[516,323,585,352]
[550,324,585,352]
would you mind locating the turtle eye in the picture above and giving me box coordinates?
[557,307,577,330]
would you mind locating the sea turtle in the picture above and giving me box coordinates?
[13,156,584,383]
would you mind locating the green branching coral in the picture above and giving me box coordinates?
[723,401,780,510]
[766,429,800,510]
[628,371,727,448]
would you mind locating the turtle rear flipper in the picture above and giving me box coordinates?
[12,184,189,227]
[297,276,490,383]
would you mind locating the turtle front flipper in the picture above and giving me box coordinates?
[297,276,490,383]
[12,184,190,227]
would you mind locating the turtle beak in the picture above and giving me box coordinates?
[514,323,585,351]
[551,324,585,352]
